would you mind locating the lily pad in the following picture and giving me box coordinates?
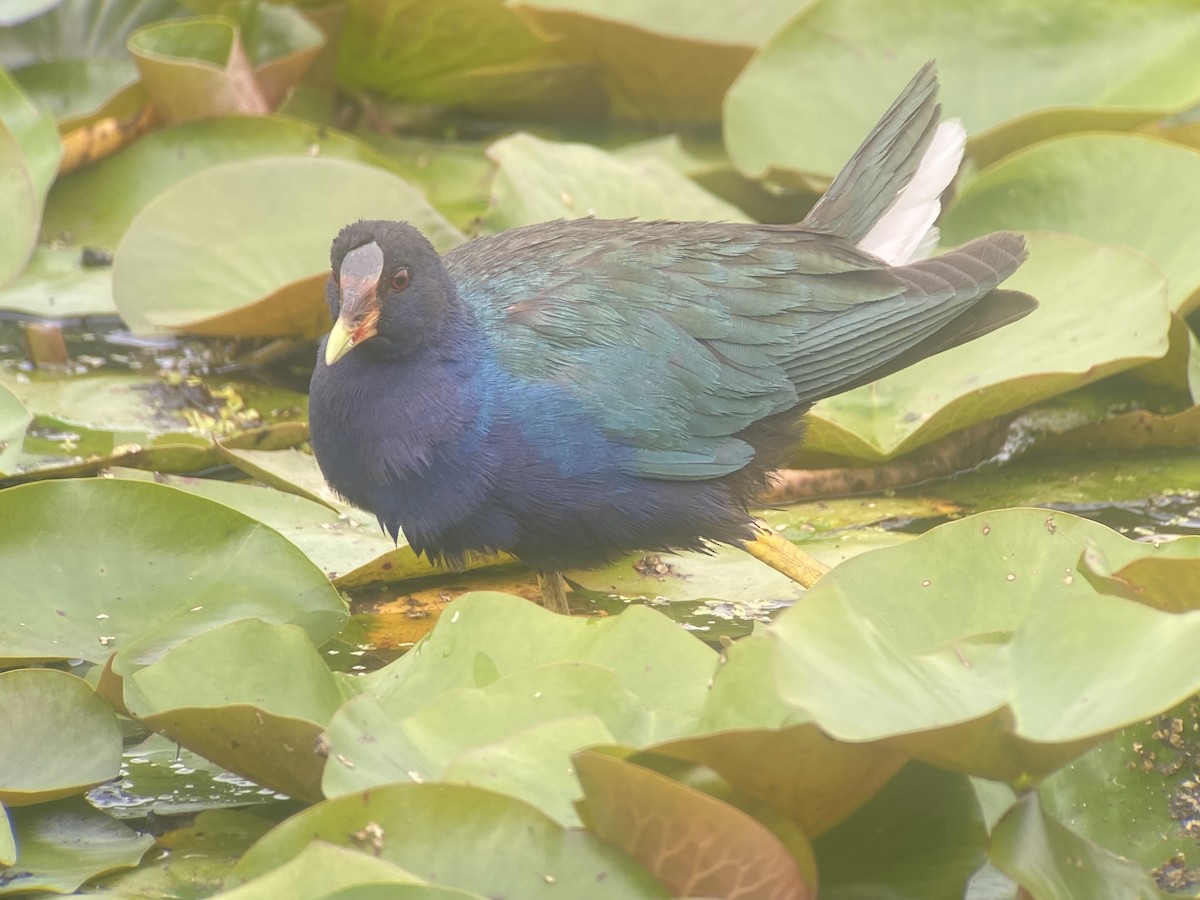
[128,16,274,121]
[989,793,1168,899]
[806,232,1171,461]
[1038,696,1200,878]
[812,761,987,900]
[512,0,812,121]
[229,782,668,897]
[112,155,462,337]
[0,67,61,287]
[0,669,121,807]
[13,57,145,130]
[120,618,353,801]
[0,797,154,897]
[0,244,117,317]
[484,132,750,233]
[0,477,346,665]
[0,381,30,473]
[215,840,441,900]
[768,508,1200,782]
[724,0,1200,184]
[42,115,404,250]
[944,134,1200,315]
[336,0,601,116]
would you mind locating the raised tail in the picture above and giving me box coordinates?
[802,61,964,265]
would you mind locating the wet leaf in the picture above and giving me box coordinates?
[229,782,669,897]
[0,669,121,807]
[112,155,462,337]
[1038,696,1200,878]
[0,796,154,897]
[806,232,1171,461]
[0,67,61,287]
[121,618,352,801]
[989,793,1168,899]
[484,132,749,234]
[944,134,1200,315]
[576,750,814,899]
[0,478,346,665]
[812,761,987,900]
[725,0,1200,184]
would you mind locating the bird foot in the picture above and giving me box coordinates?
[741,523,830,589]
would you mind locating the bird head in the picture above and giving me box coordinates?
[323,220,453,365]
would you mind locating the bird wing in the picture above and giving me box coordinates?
[445,217,1028,480]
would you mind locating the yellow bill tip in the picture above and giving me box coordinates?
[324,318,355,366]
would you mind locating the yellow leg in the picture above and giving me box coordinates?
[740,522,830,589]
[537,570,571,614]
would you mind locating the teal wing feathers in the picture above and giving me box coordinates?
[445,218,1028,480]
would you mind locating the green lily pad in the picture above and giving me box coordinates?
[0,0,62,27]
[724,0,1200,184]
[321,662,661,819]
[128,16,274,120]
[768,508,1200,782]
[112,155,462,337]
[0,368,309,481]
[111,467,407,582]
[0,797,154,897]
[511,0,812,122]
[805,232,1170,461]
[484,132,749,233]
[1038,696,1200,879]
[357,593,716,722]
[0,803,13,867]
[990,793,1168,900]
[336,0,600,117]
[229,782,668,897]
[812,761,987,900]
[0,0,183,67]
[0,380,30,473]
[944,134,1200,315]
[0,67,61,287]
[13,57,145,130]
[120,618,352,801]
[42,115,404,251]
[0,477,346,665]
[0,244,117,317]
[88,808,276,899]
[0,669,121,807]
[575,749,814,898]
[215,840,440,900]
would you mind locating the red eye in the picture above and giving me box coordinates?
[390,267,410,292]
